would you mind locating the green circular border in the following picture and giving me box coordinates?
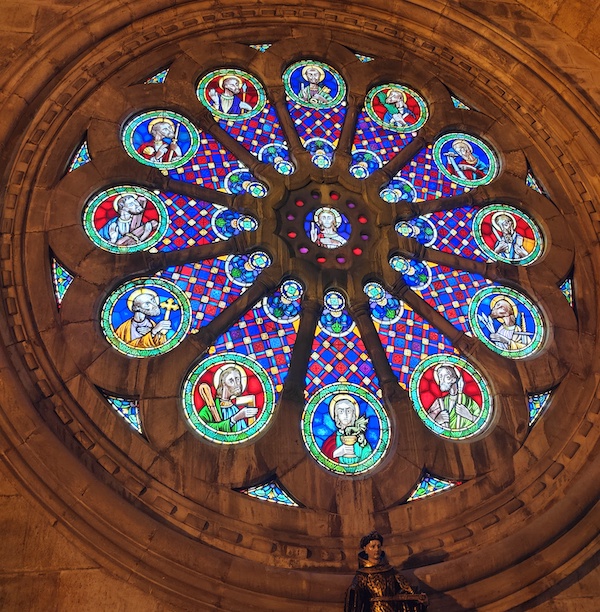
[409,354,493,440]
[83,185,169,253]
[182,352,276,445]
[122,109,200,170]
[301,382,391,476]
[468,285,546,359]
[100,277,192,358]
[472,204,544,266]
[365,83,429,133]
[282,60,346,109]
[196,68,267,121]
[433,132,499,188]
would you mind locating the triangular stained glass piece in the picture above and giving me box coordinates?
[406,472,462,501]
[526,167,549,197]
[103,392,143,433]
[559,277,574,308]
[144,68,169,84]
[528,389,553,426]
[236,478,299,506]
[51,256,74,308]
[451,95,470,110]
[355,52,374,63]
[249,44,271,52]
[67,140,91,172]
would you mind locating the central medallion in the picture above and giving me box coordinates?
[278,183,371,268]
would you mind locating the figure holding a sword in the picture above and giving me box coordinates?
[477,295,533,352]
[444,138,488,181]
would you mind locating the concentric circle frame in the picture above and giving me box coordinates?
[409,354,493,440]
[283,59,346,109]
[301,382,391,475]
[196,68,267,121]
[182,352,276,444]
[365,83,429,133]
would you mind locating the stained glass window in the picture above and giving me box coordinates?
[560,276,574,308]
[249,44,271,52]
[528,390,553,426]
[144,68,169,84]
[67,140,90,172]
[51,256,74,308]
[236,478,300,506]
[526,167,548,197]
[406,472,463,501]
[57,48,562,499]
[354,52,374,63]
[450,95,470,110]
[103,393,143,433]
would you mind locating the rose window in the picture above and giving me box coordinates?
[50,41,573,501]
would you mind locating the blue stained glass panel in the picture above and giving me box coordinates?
[145,68,169,84]
[249,44,271,52]
[451,95,470,110]
[68,140,90,172]
[354,53,374,63]
[407,472,462,501]
[157,253,271,332]
[168,130,266,196]
[526,169,547,196]
[104,393,142,433]
[390,257,493,334]
[365,282,458,390]
[350,112,414,178]
[528,390,553,426]
[305,291,380,398]
[381,145,468,203]
[51,257,74,308]
[205,280,303,398]
[238,479,299,506]
[560,277,574,308]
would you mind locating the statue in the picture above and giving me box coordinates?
[345,531,428,612]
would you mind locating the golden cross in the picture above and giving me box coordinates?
[160,297,180,321]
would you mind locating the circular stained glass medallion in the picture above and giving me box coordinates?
[83,185,168,253]
[409,354,493,439]
[301,382,391,475]
[182,352,276,444]
[433,132,498,187]
[305,207,351,249]
[197,68,266,121]
[101,277,192,358]
[122,110,199,170]
[365,83,428,133]
[473,204,544,265]
[468,285,545,359]
[283,60,346,109]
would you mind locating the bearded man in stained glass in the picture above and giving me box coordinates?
[196,365,259,433]
[428,364,480,431]
[114,289,172,349]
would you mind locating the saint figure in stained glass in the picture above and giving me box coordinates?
[365,84,428,133]
[122,110,199,169]
[183,353,275,443]
[433,133,498,187]
[410,355,492,439]
[198,70,265,120]
[469,286,544,359]
[302,383,390,476]
[84,186,167,253]
[101,278,192,357]
[306,207,350,249]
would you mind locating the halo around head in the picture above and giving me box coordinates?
[489,294,518,316]
[213,363,247,393]
[301,64,325,82]
[147,117,175,134]
[126,287,159,311]
[329,393,360,420]
[218,74,243,90]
